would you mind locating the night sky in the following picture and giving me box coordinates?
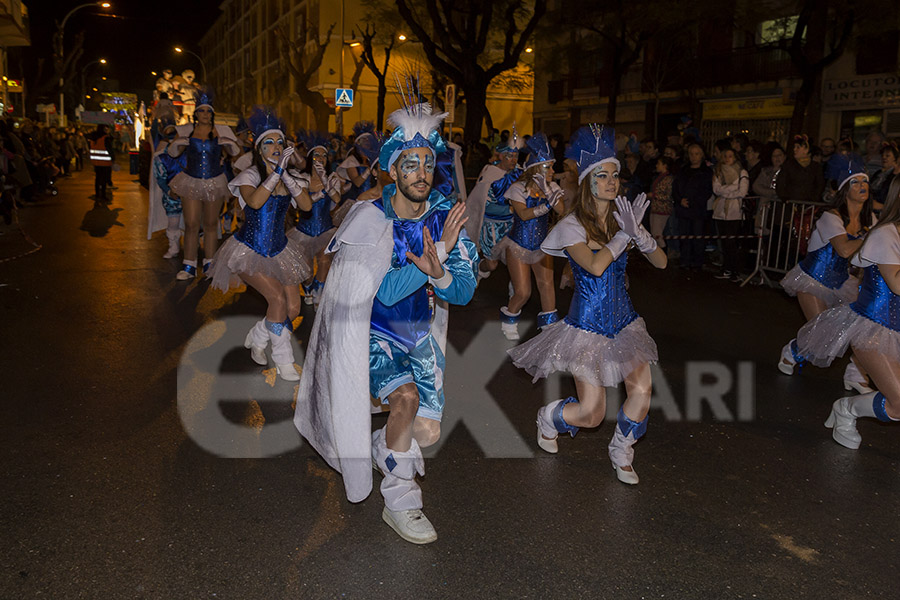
[19,0,223,105]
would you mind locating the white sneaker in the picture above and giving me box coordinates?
[382,507,437,544]
[275,363,300,381]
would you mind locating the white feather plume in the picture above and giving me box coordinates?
[387,103,448,142]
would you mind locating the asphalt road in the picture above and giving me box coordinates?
[1,166,897,599]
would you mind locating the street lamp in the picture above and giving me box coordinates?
[81,58,107,107]
[57,2,112,125]
[174,46,207,83]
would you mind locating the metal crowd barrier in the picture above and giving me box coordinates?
[742,198,831,288]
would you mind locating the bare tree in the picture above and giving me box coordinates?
[394,0,547,147]
[274,22,337,130]
[356,23,396,129]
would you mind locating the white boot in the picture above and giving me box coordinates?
[778,339,799,375]
[243,319,268,366]
[372,427,436,544]
[824,391,891,449]
[536,397,579,454]
[163,228,181,259]
[267,319,299,381]
[608,408,648,485]
[843,360,874,394]
[500,306,520,341]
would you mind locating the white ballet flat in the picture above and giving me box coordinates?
[613,464,640,485]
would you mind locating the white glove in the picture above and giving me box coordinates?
[547,188,564,207]
[613,196,640,238]
[532,173,552,197]
[633,225,658,254]
[533,201,551,217]
[282,172,308,198]
[277,146,294,172]
[314,162,327,183]
[604,230,632,260]
[261,171,281,193]
[326,172,342,196]
[631,192,650,224]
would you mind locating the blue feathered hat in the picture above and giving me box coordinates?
[296,129,330,156]
[352,120,376,142]
[234,116,250,135]
[151,115,177,147]
[194,88,214,112]
[826,153,867,190]
[565,124,620,183]
[355,130,383,165]
[247,105,285,148]
[379,103,448,171]
[524,132,554,168]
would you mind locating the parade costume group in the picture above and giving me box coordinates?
[144,84,899,545]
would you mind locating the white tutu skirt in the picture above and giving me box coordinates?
[492,236,546,264]
[508,318,658,387]
[796,305,900,368]
[287,227,335,270]
[170,172,230,203]
[781,264,858,307]
[209,235,311,291]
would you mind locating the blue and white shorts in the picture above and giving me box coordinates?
[369,333,445,422]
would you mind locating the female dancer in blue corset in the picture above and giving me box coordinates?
[493,133,566,341]
[167,92,241,280]
[208,108,311,381]
[288,131,343,305]
[778,155,875,393]
[796,197,900,449]
[509,125,666,485]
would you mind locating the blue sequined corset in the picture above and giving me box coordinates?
[509,191,550,251]
[851,265,900,332]
[370,198,448,350]
[297,192,334,237]
[564,249,638,338]
[234,194,291,257]
[185,137,224,179]
[799,234,858,289]
[485,168,520,220]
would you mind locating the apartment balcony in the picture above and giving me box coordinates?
[0,0,29,46]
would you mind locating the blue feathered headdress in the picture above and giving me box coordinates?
[234,116,250,135]
[296,129,330,156]
[565,124,620,183]
[825,153,867,190]
[379,103,448,170]
[352,121,376,142]
[194,88,214,111]
[151,115,177,147]
[355,130,383,165]
[247,106,285,148]
[524,132,554,168]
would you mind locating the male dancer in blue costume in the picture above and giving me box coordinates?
[295,102,478,544]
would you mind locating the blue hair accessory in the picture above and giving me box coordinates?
[825,153,867,190]
[565,124,619,183]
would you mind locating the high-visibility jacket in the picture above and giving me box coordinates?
[90,135,112,167]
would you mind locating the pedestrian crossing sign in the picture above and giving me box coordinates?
[335,88,354,108]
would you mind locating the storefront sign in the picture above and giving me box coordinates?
[702,97,793,120]
[822,74,900,110]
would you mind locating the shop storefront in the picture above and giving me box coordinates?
[821,73,900,147]
[700,96,794,147]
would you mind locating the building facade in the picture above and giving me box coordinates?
[198,0,533,137]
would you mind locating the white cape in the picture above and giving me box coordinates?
[147,140,178,240]
[464,164,505,250]
[293,198,450,502]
